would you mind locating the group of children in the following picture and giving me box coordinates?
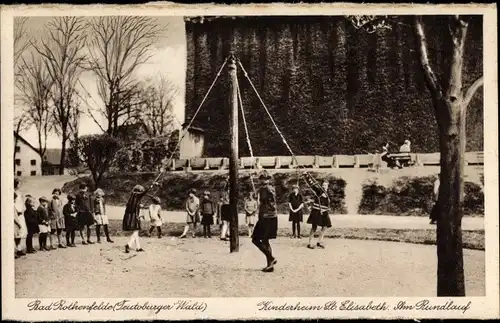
[176,188,258,241]
[175,178,331,250]
[13,180,116,258]
[15,174,334,272]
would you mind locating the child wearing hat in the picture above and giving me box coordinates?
[180,188,200,238]
[93,188,113,243]
[148,197,163,238]
[123,184,148,253]
[307,180,332,249]
[76,183,95,245]
[252,174,278,272]
[63,194,78,247]
[37,196,51,251]
[49,188,66,249]
[200,191,215,238]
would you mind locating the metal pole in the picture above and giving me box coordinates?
[228,55,239,252]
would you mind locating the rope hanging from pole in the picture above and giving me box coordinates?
[147,56,229,196]
[236,59,298,162]
[235,75,257,194]
[236,58,325,197]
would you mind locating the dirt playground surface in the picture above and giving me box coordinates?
[15,237,485,298]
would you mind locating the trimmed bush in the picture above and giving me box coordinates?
[358,176,484,216]
[62,171,347,214]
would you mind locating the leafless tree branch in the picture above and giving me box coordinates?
[463,76,484,112]
[14,17,30,66]
[15,51,53,159]
[136,75,178,138]
[31,17,87,172]
[85,16,165,136]
[414,16,443,98]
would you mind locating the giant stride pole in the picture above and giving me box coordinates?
[228,55,240,252]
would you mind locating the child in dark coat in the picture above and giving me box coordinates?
[63,194,79,247]
[200,191,215,238]
[24,195,39,253]
[37,196,50,251]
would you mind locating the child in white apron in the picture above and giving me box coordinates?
[148,197,163,238]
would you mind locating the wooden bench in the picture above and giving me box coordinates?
[466,151,484,165]
[389,152,414,167]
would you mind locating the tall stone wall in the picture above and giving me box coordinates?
[185,16,483,157]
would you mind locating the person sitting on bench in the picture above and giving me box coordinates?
[399,140,411,153]
[380,143,402,169]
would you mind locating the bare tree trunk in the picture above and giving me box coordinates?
[59,130,68,175]
[414,15,472,296]
[436,97,466,296]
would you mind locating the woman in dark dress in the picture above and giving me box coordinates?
[380,142,402,169]
[123,185,148,253]
[306,180,331,249]
[288,184,304,238]
[252,176,278,273]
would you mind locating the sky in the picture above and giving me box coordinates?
[15,16,187,149]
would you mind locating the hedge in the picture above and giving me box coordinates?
[358,175,484,216]
[62,171,347,214]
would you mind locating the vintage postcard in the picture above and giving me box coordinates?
[1,2,498,321]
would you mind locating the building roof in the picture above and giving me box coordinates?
[14,132,39,155]
[43,148,62,165]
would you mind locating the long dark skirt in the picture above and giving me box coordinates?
[77,212,94,228]
[252,217,278,240]
[64,214,79,232]
[307,209,332,228]
[123,211,141,231]
[430,202,440,221]
[201,214,214,225]
[221,204,231,222]
[289,210,303,222]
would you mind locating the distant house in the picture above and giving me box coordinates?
[14,132,42,177]
[42,148,68,175]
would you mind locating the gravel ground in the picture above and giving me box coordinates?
[15,237,485,298]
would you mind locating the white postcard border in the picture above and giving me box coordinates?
[1,2,498,320]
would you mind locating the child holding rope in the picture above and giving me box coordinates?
[252,175,278,273]
[306,180,331,249]
[123,185,150,253]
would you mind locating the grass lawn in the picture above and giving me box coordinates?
[105,219,485,251]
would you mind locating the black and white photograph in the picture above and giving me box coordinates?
[1,3,498,321]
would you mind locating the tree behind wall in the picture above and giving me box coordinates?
[184,16,483,156]
[346,15,484,296]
